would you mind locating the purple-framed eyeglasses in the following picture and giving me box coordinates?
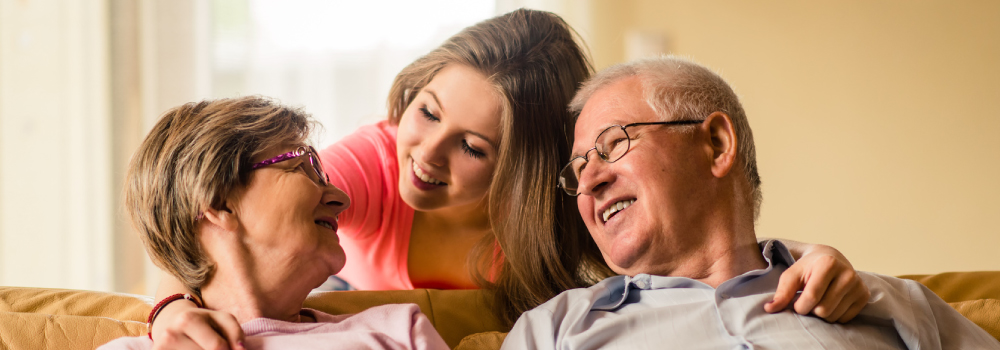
[252,145,330,186]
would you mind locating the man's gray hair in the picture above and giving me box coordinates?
[569,55,762,219]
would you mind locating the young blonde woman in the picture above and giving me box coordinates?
[150,9,869,350]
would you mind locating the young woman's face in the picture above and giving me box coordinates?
[396,64,502,212]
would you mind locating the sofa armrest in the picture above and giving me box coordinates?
[0,286,151,321]
[0,311,146,350]
[899,271,1000,302]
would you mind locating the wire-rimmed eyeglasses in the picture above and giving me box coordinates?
[558,120,704,196]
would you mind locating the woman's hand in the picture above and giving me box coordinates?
[765,243,870,323]
[150,300,246,350]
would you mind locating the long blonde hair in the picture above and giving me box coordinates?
[387,9,613,326]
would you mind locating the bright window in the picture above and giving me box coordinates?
[211,0,497,145]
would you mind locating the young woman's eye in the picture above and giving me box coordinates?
[419,107,440,122]
[461,140,486,159]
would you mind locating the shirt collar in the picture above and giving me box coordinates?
[590,239,796,311]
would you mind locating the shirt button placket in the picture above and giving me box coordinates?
[716,286,749,348]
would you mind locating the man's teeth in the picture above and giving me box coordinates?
[602,199,635,223]
[413,162,443,185]
[316,220,334,230]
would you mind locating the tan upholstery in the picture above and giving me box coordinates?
[898,271,1000,302]
[0,286,152,320]
[0,312,147,350]
[302,289,505,347]
[0,286,507,350]
[1,271,998,350]
[454,332,506,350]
[897,272,1000,340]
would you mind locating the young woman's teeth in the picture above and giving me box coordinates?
[413,162,443,185]
[603,199,635,223]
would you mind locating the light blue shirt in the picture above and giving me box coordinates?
[502,240,999,350]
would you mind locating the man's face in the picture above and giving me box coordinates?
[572,76,711,276]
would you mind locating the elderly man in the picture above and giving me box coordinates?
[501,56,999,349]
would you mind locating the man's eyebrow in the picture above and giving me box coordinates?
[424,89,445,113]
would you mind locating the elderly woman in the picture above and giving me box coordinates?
[100,96,448,349]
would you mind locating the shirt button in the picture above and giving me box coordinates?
[634,279,649,289]
[720,292,730,299]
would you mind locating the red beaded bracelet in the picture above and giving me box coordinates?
[147,293,203,340]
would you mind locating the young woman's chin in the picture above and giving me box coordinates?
[397,166,448,211]
[398,183,446,211]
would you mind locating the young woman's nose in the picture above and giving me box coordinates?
[416,130,449,167]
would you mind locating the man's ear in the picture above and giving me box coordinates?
[703,111,738,179]
[200,201,239,232]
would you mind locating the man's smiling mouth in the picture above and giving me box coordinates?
[602,199,636,223]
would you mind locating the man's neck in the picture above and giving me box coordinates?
[635,201,766,288]
[663,234,766,288]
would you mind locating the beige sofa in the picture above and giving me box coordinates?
[2,271,999,349]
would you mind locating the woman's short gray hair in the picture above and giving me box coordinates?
[569,55,762,219]
[124,96,315,293]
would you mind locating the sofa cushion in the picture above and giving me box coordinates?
[949,299,1000,340]
[0,286,151,321]
[303,289,505,347]
[2,271,999,350]
[0,286,507,349]
[899,272,1000,302]
[455,331,506,350]
[0,311,146,350]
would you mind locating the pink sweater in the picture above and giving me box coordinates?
[98,304,448,350]
[320,121,416,290]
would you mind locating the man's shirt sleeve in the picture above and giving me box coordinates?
[858,272,1000,349]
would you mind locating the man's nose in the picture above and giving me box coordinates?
[576,156,613,196]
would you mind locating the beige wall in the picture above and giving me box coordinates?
[0,0,210,294]
[0,0,114,290]
[571,0,1000,275]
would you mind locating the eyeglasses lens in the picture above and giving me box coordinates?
[559,126,630,196]
[307,152,329,186]
[599,127,630,164]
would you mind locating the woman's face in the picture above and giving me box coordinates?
[233,145,351,286]
[396,64,502,212]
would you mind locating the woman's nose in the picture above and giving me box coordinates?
[322,184,351,213]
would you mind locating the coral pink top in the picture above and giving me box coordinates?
[319,121,416,290]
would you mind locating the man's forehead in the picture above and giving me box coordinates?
[572,80,645,150]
